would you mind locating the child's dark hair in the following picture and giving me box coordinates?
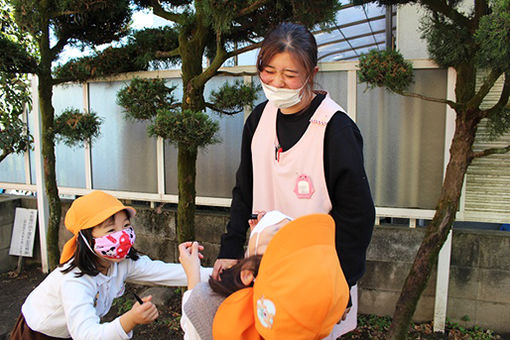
[59,213,139,277]
[257,22,318,84]
[209,255,262,297]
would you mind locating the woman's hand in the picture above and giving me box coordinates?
[248,211,266,231]
[211,258,239,280]
[120,295,158,333]
[178,241,203,290]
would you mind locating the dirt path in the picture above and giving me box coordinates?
[0,264,183,339]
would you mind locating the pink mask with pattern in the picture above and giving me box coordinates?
[93,227,136,259]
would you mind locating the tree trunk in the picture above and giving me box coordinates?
[175,28,207,243]
[38,10,61,269]
[39,76,61,269]
[176,143,198,242]
[387,113,479,339]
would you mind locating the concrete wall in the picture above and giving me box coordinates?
[359,226,510,333]
[0,197,21,272]
[1,196,509,332]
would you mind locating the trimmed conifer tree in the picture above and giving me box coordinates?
[356,0,510,338]
[0,0,132,268]
[57,0,341,243]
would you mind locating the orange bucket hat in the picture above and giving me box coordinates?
[59,191,136,264]
[213,214,349,340]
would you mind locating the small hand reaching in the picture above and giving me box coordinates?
[178,241,203,290]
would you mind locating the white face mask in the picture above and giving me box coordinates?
[247,210,293,256]
[260,79,308,109]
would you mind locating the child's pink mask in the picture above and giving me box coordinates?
[93,227,136,259]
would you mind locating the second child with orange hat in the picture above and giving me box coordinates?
[178,213,349,340]
[10,190,212,340]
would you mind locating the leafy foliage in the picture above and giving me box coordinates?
[12,0,132,47]
[117,78,219,150]
[420,14,474,68]
[208,80,260,115]
[358,49,414,93]
[54,27,181,82]
[486,107,510,140]
[149,109,220,151]
[53,108,102,147]
[475,0,510,71]
[117,78,178,121]
[0,0,37,162]
[0,36,38,73]
[0,82,29,165]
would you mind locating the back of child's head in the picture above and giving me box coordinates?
[59,191,137,277]
[209,255,262,297]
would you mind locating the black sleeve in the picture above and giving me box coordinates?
[324,112,375,288]
[217,102,267,259]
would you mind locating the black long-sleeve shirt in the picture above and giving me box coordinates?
[218,93,375,287]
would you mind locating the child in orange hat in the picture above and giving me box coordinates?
[10,190,212,340]
[178,212,349,340]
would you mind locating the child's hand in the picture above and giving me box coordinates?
[131,295,158,324]
[178,241,202,290]
[119,295,158,333]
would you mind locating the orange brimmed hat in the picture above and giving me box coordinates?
[213,214,349,340]
[59,191,136,264]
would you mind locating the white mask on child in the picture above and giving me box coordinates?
[247,211,293,256]
[260,80,308,109]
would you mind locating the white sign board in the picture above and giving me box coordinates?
[9,208,38,257]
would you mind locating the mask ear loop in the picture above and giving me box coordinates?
[254,232,262,255]
[79,231,100,258]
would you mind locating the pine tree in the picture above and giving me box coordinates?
[356,0,510,338]
[57,0,341,243]
[0,0,132,268]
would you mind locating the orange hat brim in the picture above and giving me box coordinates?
[213,288,261,340]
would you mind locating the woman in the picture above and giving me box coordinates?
[213,22,375,337]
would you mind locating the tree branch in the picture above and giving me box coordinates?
[226,41,263,59]
[398,90,460,110]
[205,102,243,114]
[216,70,257,77]
[50,37,69,59]
[425,0,472,29]
[470,144,510,159]
[52,77,76,85]
[238,0,269,16]
[0,151,8,164]
[467,68,503,110]
[193,31,228,88]
[482,71,510,118]
[150,0,185,24]
[155,47,181,59]
[473,0,490,27]
[50,1,109,17]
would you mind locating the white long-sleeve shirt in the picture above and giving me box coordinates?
[181,289,201,340]
[21,256,210,339]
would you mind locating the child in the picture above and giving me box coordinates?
[11,190,211,340]
[178,212,289,340]
[179,213,349,340]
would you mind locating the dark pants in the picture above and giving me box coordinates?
[10,314,71,340]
